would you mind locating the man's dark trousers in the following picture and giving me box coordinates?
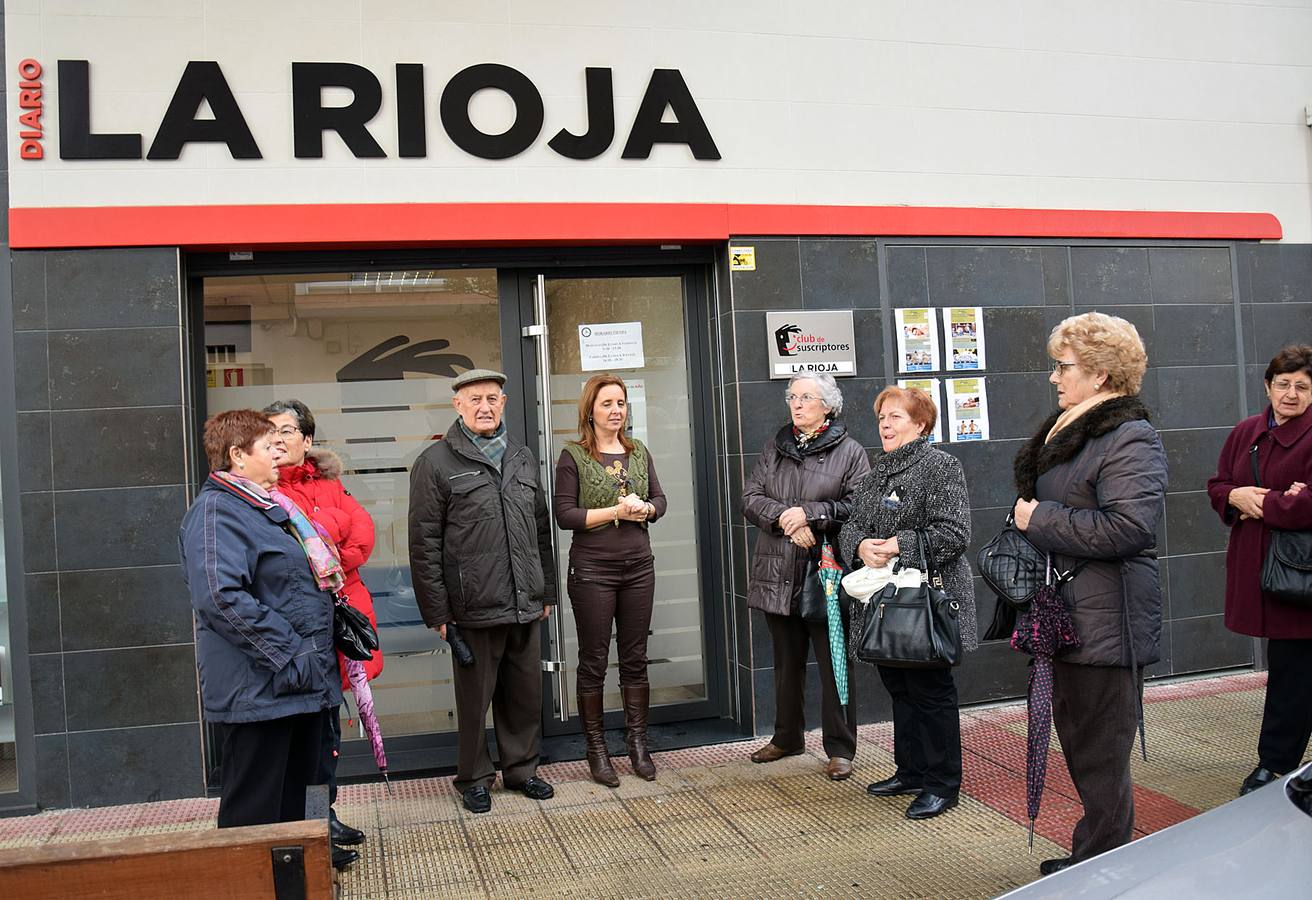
[452,620,543,792]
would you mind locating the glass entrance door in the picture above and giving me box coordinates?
[524,273,716,733]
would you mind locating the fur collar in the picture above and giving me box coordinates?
[1014,395,1153,499]
[279,446,344,483]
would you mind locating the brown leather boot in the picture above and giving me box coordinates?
[622,684,657,781]
[578,692,619,788]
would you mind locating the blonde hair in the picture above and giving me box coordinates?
[1047,312,1148,394]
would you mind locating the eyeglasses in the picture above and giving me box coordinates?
[274,427,301,439]
[1270,380,1312,396]
[1051,360,1080,375]
[785,393,821,404]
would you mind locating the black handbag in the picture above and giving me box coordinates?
[1250,441,1312,608]
[856,530,962,668]
[977,513,1047,609]
[333,593,381,661]
[798,545,833,623]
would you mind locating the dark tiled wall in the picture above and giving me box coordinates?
[723,239,1293,737]
[13,248,203,808]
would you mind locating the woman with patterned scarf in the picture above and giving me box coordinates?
[742,374,870,782]
[553,374,668,786]
[179,410,342,836]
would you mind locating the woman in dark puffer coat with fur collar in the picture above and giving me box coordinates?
[1011,313,1167,878]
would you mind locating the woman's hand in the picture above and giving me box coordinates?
[1229,485,1269,520]
[1013,498,1040,531]
[790,524,817,550]
[616,500,647,522]
[778,506,808,535]
[1285,482,1306,497]
[857,537,896,567]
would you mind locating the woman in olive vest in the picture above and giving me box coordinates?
[553,374,668,786]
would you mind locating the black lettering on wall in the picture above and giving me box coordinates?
[395,63,426,158]
[621,69,720,160]
[547,67,615,160]
[440,63,544,160]
[57,59,142,160]
[292,62,386,159]
[147,61,261,160]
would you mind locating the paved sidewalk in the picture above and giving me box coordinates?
[0,671,1268,898]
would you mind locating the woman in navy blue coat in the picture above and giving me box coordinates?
[179,409,341,828]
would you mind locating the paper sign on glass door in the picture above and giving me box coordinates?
[945,377,989,442]
[895,308,940,373]
[942,307,986,371]
[579,321,645,371]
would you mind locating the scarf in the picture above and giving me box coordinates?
[1045,391,1126,444]
[212,470,346,595]
[793,418,831,451]
[460,420,508,471]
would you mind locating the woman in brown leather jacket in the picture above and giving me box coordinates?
[741,374,870,781]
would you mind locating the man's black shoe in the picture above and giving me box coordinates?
[330,812,365,846]
[1239,766,1280,796]
[331,845,359,870]
[512,776,555,801]
[462,785,492,814]
[1039,857,1072,876]
[904,791,958,819]
[866,775,922,797]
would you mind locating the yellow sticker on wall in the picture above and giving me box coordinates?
[206,368,217,388]
[729,246,756,271]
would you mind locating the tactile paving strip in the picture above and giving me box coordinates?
[0,672,1277,898]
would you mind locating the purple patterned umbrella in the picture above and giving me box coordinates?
[1010,581,1080,846]
[343,657,391,794]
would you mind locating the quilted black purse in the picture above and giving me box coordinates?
[977,514,1047,610]
[856,530,962,669]
[1250,441,1312,608]
[333,593,381,661]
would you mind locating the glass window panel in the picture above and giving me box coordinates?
[203,270,500,737]
[544,276,707,713]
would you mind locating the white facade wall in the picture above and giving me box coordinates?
[6,1,1312,238]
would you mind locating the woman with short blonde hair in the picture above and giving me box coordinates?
[1012,312,1167,876]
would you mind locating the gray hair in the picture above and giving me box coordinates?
[262,398,316,439]
[785,373,843,415]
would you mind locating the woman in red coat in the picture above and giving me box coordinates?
[266,399,382,866]
[1207,345,1312,797]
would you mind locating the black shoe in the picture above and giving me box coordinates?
[1039,857,1072,876]
[330,811,365,846]
[905,791,958,820]
[1239,766,1280,796]
[462,785,492,814]
[512,776,555,801]
[866,775,922,797]
[331,845,359,870]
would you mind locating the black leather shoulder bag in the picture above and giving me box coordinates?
[1250,440,1312,608]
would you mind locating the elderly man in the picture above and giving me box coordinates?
[409,369,557,813]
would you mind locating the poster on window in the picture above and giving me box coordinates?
[895,307,940,373]
[579,321,645,371]
[942,307,986,371]
[896,378,943,443]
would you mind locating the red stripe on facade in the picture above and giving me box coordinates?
[6,203,1283,249]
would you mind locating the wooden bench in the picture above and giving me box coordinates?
[0,820,333,899]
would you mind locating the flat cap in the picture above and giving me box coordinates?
[451,368,508,391]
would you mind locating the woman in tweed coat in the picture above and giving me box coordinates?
[838,386,976,820]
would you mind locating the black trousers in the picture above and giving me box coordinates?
[568,554,655,695]
[215,709,328,828]
[315,704,342,809]
[452,621,543,793]
[1052,660,1142,863]
[765,611,857,760]
[1258,637,1312,773]
[877,664,962,796]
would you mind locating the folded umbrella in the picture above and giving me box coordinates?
[343,656,391,795]
[1010,577,1081,847]
[817,540,849,708]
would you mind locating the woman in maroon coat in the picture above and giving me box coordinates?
[266,399,382,865]
[1207,345,1312,797]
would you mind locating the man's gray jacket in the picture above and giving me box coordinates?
[409,419,556,629]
